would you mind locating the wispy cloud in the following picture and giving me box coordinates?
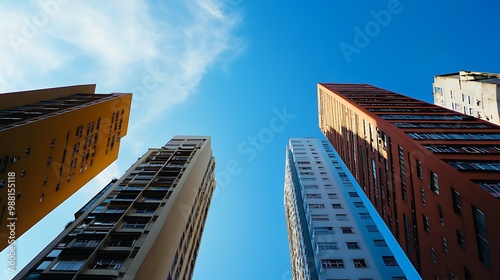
[0,1,243,277]
[0,0,244,155]
[2,0,242,110]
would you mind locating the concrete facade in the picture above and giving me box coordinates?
[318,83,500,280]
[14,136,215,280]
[433,70,500,126]
[284,137,415,280]
[0,85,131,252]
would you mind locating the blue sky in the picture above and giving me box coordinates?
[1,0,500,279]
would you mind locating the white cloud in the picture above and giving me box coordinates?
[0,1,244,277]
[0,0,244,112]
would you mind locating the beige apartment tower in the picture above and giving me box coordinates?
[14,136,216,280]
[433,70,500,126]
[0,84,131,252]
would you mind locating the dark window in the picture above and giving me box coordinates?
[416,159,423,179]
[109,238,137,247]
[438,205,444,225]
[341,227,354,234]
[73,239,100,248]
[457,230,465,248]
[473,207,491,267]
[464,267,472,280]
[382,256,398,266]
[91,258,124,270]
[353,259,368,268]
[430,171,439,194]
[374,240,387,246]
[322,259,344,268]
[423,215,430,232]
[452,188,462,214]
[346,242,360,249]
[51,258,85,271]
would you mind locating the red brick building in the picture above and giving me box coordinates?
[318,83,500,280]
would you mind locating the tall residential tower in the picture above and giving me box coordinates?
[284,137,416,280]
[0,85,131,252]
[14,136,216,280]
[318,83,500,280]
[433,70,500,126]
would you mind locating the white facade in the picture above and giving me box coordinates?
[284,137,418,280]
[433,70,500,126]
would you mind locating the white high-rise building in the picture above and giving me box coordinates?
[433,70,500,126]
[284,137,418,280]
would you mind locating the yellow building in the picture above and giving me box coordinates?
[0,84,132,252]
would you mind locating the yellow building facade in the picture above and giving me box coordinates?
[0,84,132,252]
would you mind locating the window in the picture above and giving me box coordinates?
[309,204,325,209]
[374,239,387,246]
[421,188,425,204]
[306,194,321,199]
[122,221,147,229]
[473,207,491,266]
[447,161,500,171]
[416,159,423,179]
[106,208,126,214]
[73,239,100,248]
[423,215,430,232]
[304,185,318,189]
[353,259,368,268]
[382,256,398,266]
[36,261,51,270]
[431,247,437,263]
[464,267,472,280]
[359,213,371,219]
[91,258,124,270]
[438,205,444,225]
[109,238,137,247]
[318,242,338,250]
[25,147,31,156]
[314,227,334,235]
[93,220,116,227]
[336,214,348,221]
[47,156,51,166]
[452,188,461,214]
[408,132,500,141]
[346,242,360,249]
[457,230,465,248]
[367,225,379,232]
[322,259,344,268]
[312,214,329,221]
[51,258,85,271]
[354,202,364,208]
[332,204,342,209]
[133,208,155,214]
[341,227,354,234]
[47,249,62,258]
[430,172,439,194]
[443,237,448,255]
[348,192,359,198]
[328,193,338,199]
